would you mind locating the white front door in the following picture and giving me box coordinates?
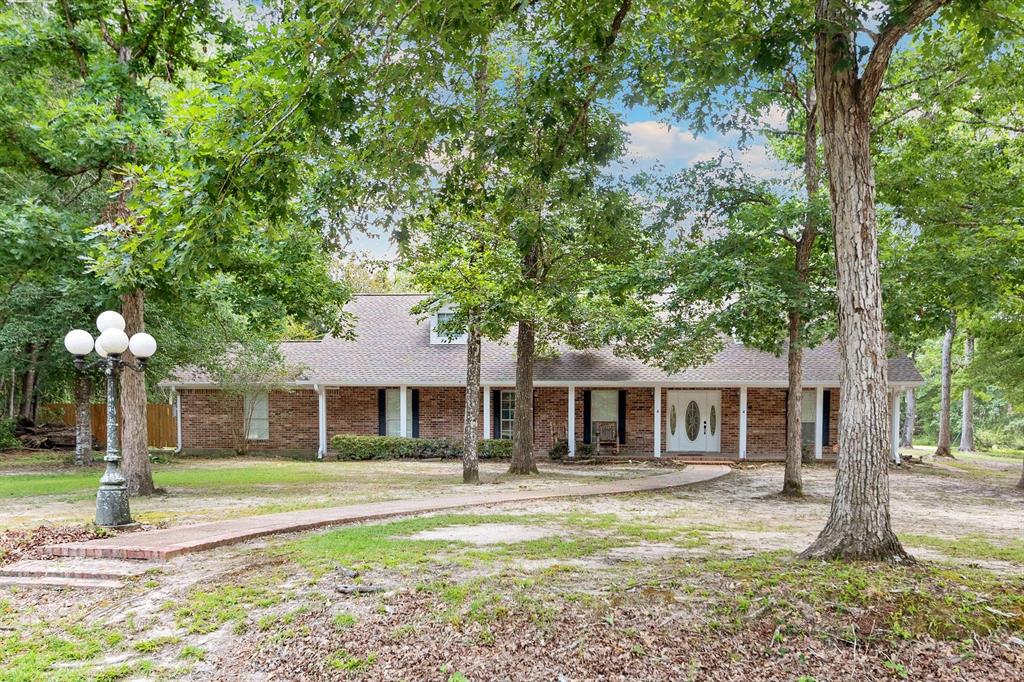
[666,390,721,452]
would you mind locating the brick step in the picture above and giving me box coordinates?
[0,558,154,581]
[0,575,122,589]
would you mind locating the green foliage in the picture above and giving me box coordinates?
[548,439,568,461]
[0,621,125,681]
[901,533,1024,564]
[330,435,511,461]
[178,645,206,661]
[607,159,834,371]
[285,513,522,571]
[172,583,279,634]
[908,336,1024,449]
[0,420,18,450]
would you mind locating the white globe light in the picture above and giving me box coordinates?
[64,329,94,356]
[95,338,109,358]
[98,328,129,355]
[128,332,157,358]
[96,310,126,333]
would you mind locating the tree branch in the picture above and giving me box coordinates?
[862,0,951,109]
[59,0,88,78]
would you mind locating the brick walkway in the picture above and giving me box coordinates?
[45,466,730,561]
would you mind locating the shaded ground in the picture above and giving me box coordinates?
[1,454,1022,681]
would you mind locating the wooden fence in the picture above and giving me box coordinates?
[39,403,177,449]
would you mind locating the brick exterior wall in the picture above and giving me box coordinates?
[179,388,318,453]
[745,388,788,458]
[179,384,840,460]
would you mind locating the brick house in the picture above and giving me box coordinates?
[165,294,923,461]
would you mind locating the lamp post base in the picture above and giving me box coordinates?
[96,486,132,527]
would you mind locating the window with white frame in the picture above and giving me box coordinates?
[500,390,515,439]
[801,389,816,444]
[591,389,618,435]
[385,388,414,436]
[430,311,468,344]
[245,392,269,440]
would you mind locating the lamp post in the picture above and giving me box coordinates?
[64,311,157,527]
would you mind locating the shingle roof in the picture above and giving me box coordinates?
[166,294,924,387]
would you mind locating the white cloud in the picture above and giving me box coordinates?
[622,120,794,181]
[623,121,722,163]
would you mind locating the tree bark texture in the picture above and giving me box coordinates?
[936,315,956,457]
[508,320,538,475]
[1018,457,1024,490]
[119,288,156,495]
[74,373,93,466]
[783,311,805,497]
[7,368,14,419]
[959,335,974,452]
[801,2,910,561]
[782,84,820,496]
[463,321,482,484]
[19,343,40,422]
[901,388,916,448]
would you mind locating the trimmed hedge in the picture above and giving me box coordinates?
[330,435,512,461]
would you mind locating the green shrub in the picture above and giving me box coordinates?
[479,438,512,460]
[0,419,18,449]
[548,439,568,461]
[330,435,512,461]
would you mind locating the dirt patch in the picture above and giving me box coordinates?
[4,461,1022,680]
[403,523,558,545]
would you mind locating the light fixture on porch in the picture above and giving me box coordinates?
[64,311,157,527]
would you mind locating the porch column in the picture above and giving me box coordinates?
[738,386,747,459]
[399,385,408,437]
[316,385,328,460]
[653,386,662,457]
[814,386,824,460]
[483,387,491,439]
[567,386,576,458]
[891,390,902,465]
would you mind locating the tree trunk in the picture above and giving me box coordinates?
[936,314,956,457]
[508,319,538,475]
[959,335,974,452]
[463,320,482,484]
[1018,457,1024,490]
[119,288,156,495]
[783,311,805,497]
[801,5,910,561]
[901,388,916,448]
[74,374,93,466]
[19,344,40,422]
[7,368,14,419]
[782,84,820,497]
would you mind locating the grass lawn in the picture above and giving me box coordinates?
[0,453,641,529]
[1,457,1021,680]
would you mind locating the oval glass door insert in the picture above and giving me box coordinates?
[685,400,700,441]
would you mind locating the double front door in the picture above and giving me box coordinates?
[666,390,721,452]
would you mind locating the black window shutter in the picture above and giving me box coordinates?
[822,389,831,446]
[583,390,592,444]
[411,389,420,438]
[492,389,501,439]
[377,389,386,436]
[618,390,627,444]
